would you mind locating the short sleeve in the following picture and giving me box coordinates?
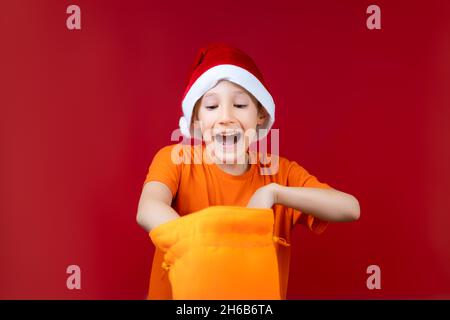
[286,161,332,234]
[143,145,181,198]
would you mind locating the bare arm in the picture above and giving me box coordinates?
[247,183,360,222]
[275,185,360,222]
[136,181,180,232]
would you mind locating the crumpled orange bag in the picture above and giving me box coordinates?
[149,206,283,300]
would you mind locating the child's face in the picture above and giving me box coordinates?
[193,80,267,164]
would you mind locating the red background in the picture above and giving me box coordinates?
[1,0,449,299]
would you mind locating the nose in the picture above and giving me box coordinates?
[217,104,236,125]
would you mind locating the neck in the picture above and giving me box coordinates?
[201,143,252,176]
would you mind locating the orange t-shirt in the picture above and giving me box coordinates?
[143,142,332,300]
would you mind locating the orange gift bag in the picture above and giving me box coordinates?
[149,206,282,300]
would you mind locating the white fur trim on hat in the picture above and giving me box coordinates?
[180,64,275,139]
[179,116,191,138]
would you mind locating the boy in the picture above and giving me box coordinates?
[136,43,360,299]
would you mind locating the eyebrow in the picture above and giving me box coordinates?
[203,90,247,98]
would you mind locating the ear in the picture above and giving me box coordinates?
[257,105,268,126]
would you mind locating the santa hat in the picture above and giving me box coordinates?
[179,43,275,139]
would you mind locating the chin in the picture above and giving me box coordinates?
[213,148,247,165]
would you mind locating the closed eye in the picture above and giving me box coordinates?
[205,105,247,110]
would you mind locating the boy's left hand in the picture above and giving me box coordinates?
[246,183,279,209]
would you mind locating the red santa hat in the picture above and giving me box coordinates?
[179,43,275,139]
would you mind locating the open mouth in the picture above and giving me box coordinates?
[213,131,242,146]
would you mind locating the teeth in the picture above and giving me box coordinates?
[216,130,238,136]
[214,131,241,145]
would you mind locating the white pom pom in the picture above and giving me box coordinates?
[179,116,191,138]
